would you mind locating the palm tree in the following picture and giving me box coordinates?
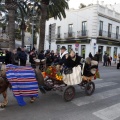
[0,0,29,49]
[35,0,69,52]
[16,1,30,47]
[5,0,17,50]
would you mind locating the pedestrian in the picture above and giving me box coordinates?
[59,46,68,65]
[45,50,53,67]
[94,52,99,63]
[89,52,93,59]
[29,48,36,68]
[5,50,10,65]
[38,50,45,71]
[11,49,19,65]
[38,50,45,60]
[50,50,55,62]
[108,56,112,66]
[114,54,117,64]
[19,48,27,66]
[64,50,81,68]
[53,52,60,64]
[103,53,108,66]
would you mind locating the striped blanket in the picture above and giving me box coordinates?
[6,64,39,106]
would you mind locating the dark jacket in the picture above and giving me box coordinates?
[38,53,45,60]
[64,55,81,68]
[94,54,99,62]
[11,53,19,65]
[103,54,108,61]
[19,51,27,62]
[89,53,93,59]
[53,55,60,64]
[46,55,53,66]
[5,51,11,64]
[59,55,66,65]
[29,52,36,64]
[83,63,98,77]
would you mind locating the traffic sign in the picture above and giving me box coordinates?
[75,43,79,47]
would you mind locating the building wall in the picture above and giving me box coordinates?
[45,5,99,51]
[45,4,120,60]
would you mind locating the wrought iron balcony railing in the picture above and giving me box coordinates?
[64,32,75,38]
[77,30,88,37]
[98,30,120,40]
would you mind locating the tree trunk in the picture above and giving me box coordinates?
[21,29,25,48]
[38,3,47,53]
[8,9,15,50]
[5,1,17,50]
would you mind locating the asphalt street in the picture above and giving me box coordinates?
[0,65,120,120]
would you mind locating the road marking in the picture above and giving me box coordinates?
[95,82,117,89]
[72,87,120,106]
[95,78,103,81]
[93,103,120,120]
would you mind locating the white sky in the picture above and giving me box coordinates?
[69,0,120,8]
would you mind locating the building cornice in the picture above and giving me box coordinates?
[98,12,120,23]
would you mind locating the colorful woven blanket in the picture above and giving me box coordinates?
[6,64,39,106]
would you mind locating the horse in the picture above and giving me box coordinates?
[0,64,45,108]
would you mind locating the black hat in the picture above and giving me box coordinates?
[61,46,66,50]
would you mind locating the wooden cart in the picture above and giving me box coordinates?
[42,64,95,102]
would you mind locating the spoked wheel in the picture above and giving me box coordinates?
[85,81,95,96]
[63,86,75,102]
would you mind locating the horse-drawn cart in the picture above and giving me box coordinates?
[41,64,96,102]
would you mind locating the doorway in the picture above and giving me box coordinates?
[106,47,111,56]
[98,46,103,61]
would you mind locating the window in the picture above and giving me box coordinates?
[108,24,112,37]
[68,24,73,37]
[116,26,119,39]
[82,21,87,36]
[57,26,61,38]
[99,21,103,36]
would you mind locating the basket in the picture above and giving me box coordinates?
[42,66,63,81]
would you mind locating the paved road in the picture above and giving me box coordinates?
[0,65,120,120]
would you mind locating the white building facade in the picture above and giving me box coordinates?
[45,4,120,61]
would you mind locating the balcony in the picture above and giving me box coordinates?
[98,30,120,40]
[77,30,88,37]
[64,32,75,39]
[56,34,62,39]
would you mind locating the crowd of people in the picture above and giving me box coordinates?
[0,48,27,66]
[0,46,99,77]
[103,53,112,67]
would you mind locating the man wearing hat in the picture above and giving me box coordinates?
[59,46,68,65]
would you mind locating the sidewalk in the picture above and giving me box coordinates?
[99,62,117,67]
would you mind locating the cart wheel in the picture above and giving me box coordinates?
[63,86,75,102]
[85,81,95,96]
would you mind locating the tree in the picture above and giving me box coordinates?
[35,0,69,52]
[0,0,30,49]
[5,0,17,50]
[16,1,30,47]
